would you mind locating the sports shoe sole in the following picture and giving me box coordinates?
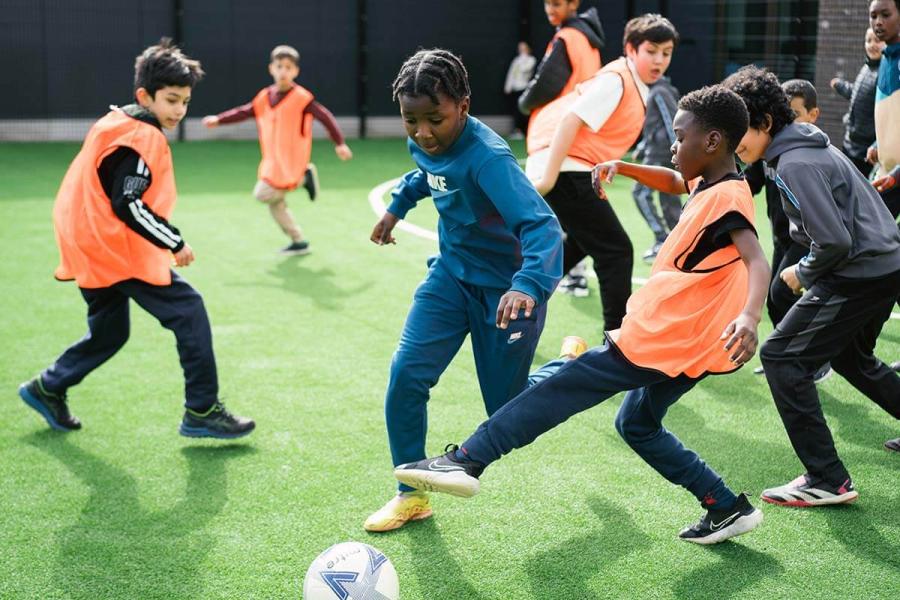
[813,368,834,385]
[681,509,763,545]
[760,490,858,507]
[393,468,480,498]
[179,423,255,439]
[18,384,72,432]
[364,508,433,532]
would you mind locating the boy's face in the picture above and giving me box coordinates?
[136,85,191,130]
[626,40,675,85]
[399,92,470,156]
[870,0,900,43]
[544,0,578,27]
[735,126,771,165]
[866,27,886,59]
[670,109,720,181]
[789,96,819,124]
[269,57,300,89]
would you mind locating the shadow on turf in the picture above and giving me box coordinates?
[524,496,651,600]
[381,519,487,600]
[24,432,254,599]
[261,259,373,310]
[672,544,783,600]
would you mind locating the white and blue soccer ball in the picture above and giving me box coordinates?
[303,541,399,600]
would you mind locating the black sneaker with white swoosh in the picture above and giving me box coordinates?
[678,493,763,544]
[394,444,485,498]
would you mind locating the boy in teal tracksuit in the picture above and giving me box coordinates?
[365,49,563,532]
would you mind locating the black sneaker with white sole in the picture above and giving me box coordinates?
[678,493,763,545]
[279,240,310,256]
[394,444,484,497]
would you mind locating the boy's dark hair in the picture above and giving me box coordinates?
[782,79,817,110]
[623,14,679,50]
[721,65,795,137]
[392,49,471,105]
[271,44,300,66]
[678,85,749,153]
[134,38,204,97]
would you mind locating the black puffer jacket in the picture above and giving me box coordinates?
[832,57,880,160]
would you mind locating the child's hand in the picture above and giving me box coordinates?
[173,243,195,267]
[335,144,353,161]
[780,265,803,295]
[721,312,760,365]
[202,116,219,128]
[866,146,879,165]
[370,212,399,245]
[591,161,618,199]
[873,173,897,193]
[496,290,535,329]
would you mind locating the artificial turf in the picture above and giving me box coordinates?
[1,137,898,599]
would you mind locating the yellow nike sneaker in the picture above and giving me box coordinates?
[363,491,433,532]
[559,335,588,359]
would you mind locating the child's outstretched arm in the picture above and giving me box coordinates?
[202,101,255,128]
[370,169,431,245]
[308,101,353,161]
[721,228,770,365]
[592,160,688,198]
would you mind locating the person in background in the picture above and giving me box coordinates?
[830,27,885,178]
[504,41,536,138]
[631,75,682,262]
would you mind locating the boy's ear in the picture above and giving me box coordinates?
[135,87,152,107]
[761,114,773,134]
[459,96,471,116]
[706,130,723,154]
[809,107,820,123]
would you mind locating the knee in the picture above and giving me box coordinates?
[759,338,782,364]
[615,410,654,446]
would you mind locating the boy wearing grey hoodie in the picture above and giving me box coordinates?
[724,66,900,508]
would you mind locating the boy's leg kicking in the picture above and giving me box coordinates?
[253,179,308,255]
[760,271,900,506]
[20,287,131,431]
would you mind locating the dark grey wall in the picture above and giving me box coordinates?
[0,0,827,125]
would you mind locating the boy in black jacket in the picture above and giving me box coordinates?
[725,66,900,508]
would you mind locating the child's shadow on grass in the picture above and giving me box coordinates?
[386,519,487,600]
[523,496,650,600]
[264,259,372,311]
[673,544,783,600]
[24,432,254,599]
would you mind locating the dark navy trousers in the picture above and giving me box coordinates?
[386,258,547,491]
[461,343,733,503]
[42,270,218,411]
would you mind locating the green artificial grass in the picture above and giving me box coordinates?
[0,138,898,599]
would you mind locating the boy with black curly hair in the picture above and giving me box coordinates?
[723,65,900,506]
[395,85,770,545]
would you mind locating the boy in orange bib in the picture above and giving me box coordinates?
[203,45,353,255]
[18,40,254,439]
[394,86,772,545]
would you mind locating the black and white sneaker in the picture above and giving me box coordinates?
[885,438,900,452]
[678,493,763,545]
[394,444,484,498]
[813,363,833,385]
[302,163,319,201]
[761,473,858,507]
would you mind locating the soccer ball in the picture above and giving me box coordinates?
[303,541,399,600]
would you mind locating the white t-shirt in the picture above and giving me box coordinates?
[504,54,537,93]
[526,58,649,178]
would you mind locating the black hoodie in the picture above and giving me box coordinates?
[517,8,605,114]
[765,123,900,287]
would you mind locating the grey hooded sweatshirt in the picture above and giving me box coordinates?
[765,123,900,289]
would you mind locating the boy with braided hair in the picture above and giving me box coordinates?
[365,48,563,532]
